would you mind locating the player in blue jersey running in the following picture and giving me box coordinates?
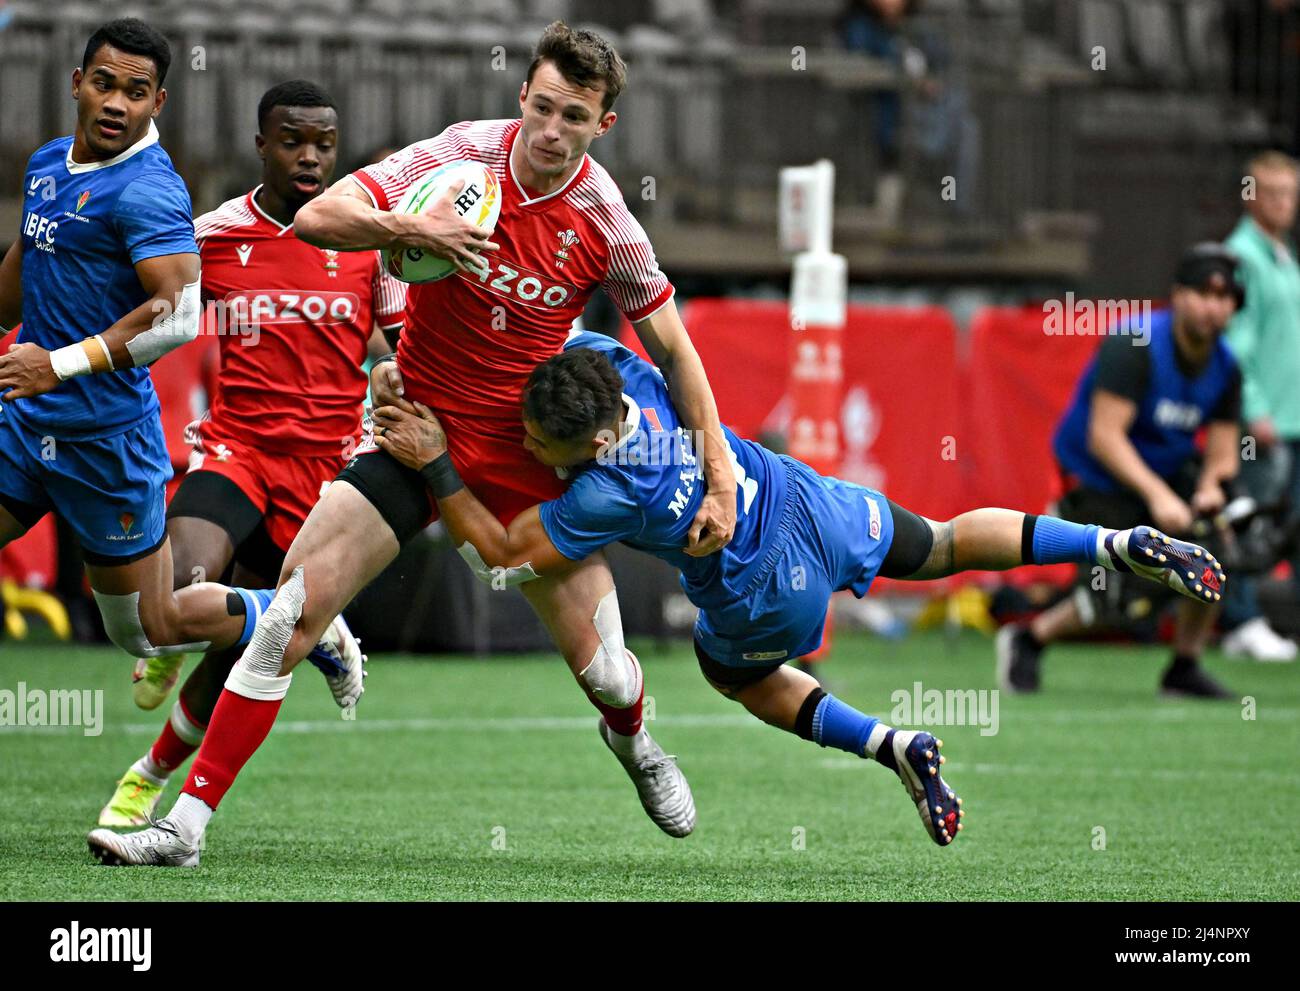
[0,19,362,692]
[370,331,1227,847]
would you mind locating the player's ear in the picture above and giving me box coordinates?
[519,81,529,111]
[70,66,82,100]
[595,110,617,137]
[254,131,266,159]
[152,87,166,118]
[591,429,613,457]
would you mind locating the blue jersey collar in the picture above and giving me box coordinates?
[65,120,159,175]
[597,394,643,460]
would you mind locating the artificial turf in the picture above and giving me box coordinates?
[1,629,1296,900]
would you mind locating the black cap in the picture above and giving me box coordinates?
[1174,242,1246,308]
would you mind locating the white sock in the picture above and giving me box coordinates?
[863,721,892,761]
[1094,527,1119,569]
[168,792,213,845]
[131,755,168,785]
[606,725,652,760]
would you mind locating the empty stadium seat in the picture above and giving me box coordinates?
[1126,0,1189,87]
[1077,0,1133,77]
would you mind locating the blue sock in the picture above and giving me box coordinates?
[230,588,276,647]
[1027,515,1100,566]
[811,694,879,758]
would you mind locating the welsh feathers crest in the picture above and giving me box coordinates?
[554,228,580,268]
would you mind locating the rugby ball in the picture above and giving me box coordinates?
[384,160,502,284]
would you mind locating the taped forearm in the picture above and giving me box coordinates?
[50,280,201,380]
[126,279,200,366]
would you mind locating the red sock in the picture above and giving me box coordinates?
[591,680,644,737]
[148,699,205,774]
[181,689,283,810]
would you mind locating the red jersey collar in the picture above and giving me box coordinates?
[507,121,591,210]
[247,185,297,237]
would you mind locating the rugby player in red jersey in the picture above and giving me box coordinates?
[90,22,736,865]
[95,80,406,828]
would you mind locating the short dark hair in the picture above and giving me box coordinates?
[526,21,626,112]
[82,18,172,86]
[257,80,338,133]
[523,349,625,443]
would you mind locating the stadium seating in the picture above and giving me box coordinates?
[0,0,1268,294]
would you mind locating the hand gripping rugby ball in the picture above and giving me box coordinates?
[384,160,502,284]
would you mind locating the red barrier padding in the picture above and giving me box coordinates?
[624,298,791,442]
[963,304,1105,588]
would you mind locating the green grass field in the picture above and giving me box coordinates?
[1,629,1297,901]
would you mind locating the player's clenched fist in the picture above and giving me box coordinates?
[369,357,411,411]
[686,488,737,557]
[372,401,447,469]
[397,180,500,276]
[0,342,60,401]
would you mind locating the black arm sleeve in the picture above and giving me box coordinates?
[1093,336,1150,403]
[1210,366,1243,423]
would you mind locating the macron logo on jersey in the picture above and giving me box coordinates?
[236,243,253,267]
[27,175,55,200]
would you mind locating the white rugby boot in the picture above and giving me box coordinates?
[598,718,696,838]
[306,613,368,708]
[87,818,200,867]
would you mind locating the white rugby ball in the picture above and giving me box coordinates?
[384,160,502,284]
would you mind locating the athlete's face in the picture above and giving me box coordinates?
[1173,278,1237,346]
[1247,165,1299,237]
[522,417,604,468]
[71,45,165,159]
[517,61,615,180]
[257,105,338,208]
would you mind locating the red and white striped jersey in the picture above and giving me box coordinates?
[194,186,407,455]
[353,118,674,419]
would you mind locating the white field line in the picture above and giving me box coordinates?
[1,704,1296,737]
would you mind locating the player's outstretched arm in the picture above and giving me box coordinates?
[0,251,198,401]
[0,240,21,330]
[296,177,497,274]
[371,402,574,578]
[631,298,736,557]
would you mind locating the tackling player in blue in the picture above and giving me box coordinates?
[0,19,361,688]
[371,331,1228,846]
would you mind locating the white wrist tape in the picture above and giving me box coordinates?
[456,541,540,587]
[126,279,200,366]
[50,335,113,381]
[49,343,92,381]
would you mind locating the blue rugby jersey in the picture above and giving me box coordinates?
[539,332,789,610]
[14,121,197,438]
